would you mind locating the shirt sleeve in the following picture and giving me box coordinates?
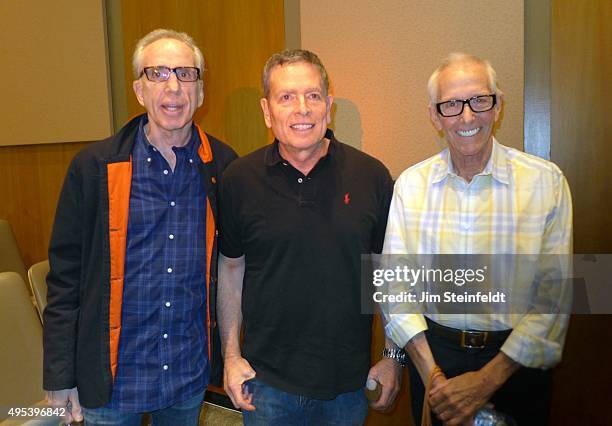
[381,177,429,348]
[501,172,573,368]
[218,168,244,258]
[370,165,394,254]
[43,158,84,390]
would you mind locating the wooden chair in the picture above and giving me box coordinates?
[27,260,50,323]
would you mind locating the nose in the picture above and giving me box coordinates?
[460,103,475,122]
[296,95,310,115]
[164,72,181,92]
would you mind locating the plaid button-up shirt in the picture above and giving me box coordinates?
[383,139,572,368]
[108,118,209,411]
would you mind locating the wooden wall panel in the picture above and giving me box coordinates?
[120,0,285,155]
[551,0,612,254]
[549,1,612,425]
[0,142,91,268]
[367,316,414,426]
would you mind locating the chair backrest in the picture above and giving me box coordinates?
[0,219,27,283]
[0,272,45,419]
[28,260,50,323]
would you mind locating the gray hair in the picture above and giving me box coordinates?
[262,49,329,98]
[427,52,499,104]
[132,29,205,79]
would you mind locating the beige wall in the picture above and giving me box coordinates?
[0,0,112,146]
[300,0,524,177]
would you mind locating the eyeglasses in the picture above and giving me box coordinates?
[436,94,497,117]
[141,66,200,82]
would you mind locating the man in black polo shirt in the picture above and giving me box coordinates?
[217,49,402,424]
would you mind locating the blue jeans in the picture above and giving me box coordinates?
[81,392,204,426]
[242,379,368,426]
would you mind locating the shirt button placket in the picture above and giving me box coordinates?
[163,174,177,381]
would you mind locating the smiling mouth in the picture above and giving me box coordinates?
[457,127,481,137]
[162,103,184,113]
[290,124,314,130]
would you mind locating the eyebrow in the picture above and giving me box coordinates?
[438,93,489,102]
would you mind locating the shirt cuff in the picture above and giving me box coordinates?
[384,314,428,348]
[500,328,562,368]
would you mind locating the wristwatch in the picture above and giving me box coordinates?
[383,347,409,367]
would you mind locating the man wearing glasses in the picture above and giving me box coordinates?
[43,29,236,425]
[382,53,572,425]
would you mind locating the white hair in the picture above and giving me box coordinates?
[132,28,205,79]
[427,52,500,104]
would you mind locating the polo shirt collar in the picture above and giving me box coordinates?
[264,128,337,167]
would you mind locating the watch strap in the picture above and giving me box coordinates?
[383,347,409,367]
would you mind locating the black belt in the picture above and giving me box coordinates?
[425,317,512,349]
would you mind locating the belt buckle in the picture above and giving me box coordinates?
[460,330,488,348]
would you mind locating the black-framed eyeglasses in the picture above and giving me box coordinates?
[436,94,497,117]
[141,66,200,82]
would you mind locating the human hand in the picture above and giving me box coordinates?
[366,357,402,411]
[428,370,492,425]
[46,386,83,424]
[223,355,257,411]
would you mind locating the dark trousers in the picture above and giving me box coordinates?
[408,328,553,426]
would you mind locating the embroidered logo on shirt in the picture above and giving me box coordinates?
[344,193,350,205]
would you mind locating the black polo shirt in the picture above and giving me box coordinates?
[219,129,393,399]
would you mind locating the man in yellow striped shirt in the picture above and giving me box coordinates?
[382,53,572,425]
